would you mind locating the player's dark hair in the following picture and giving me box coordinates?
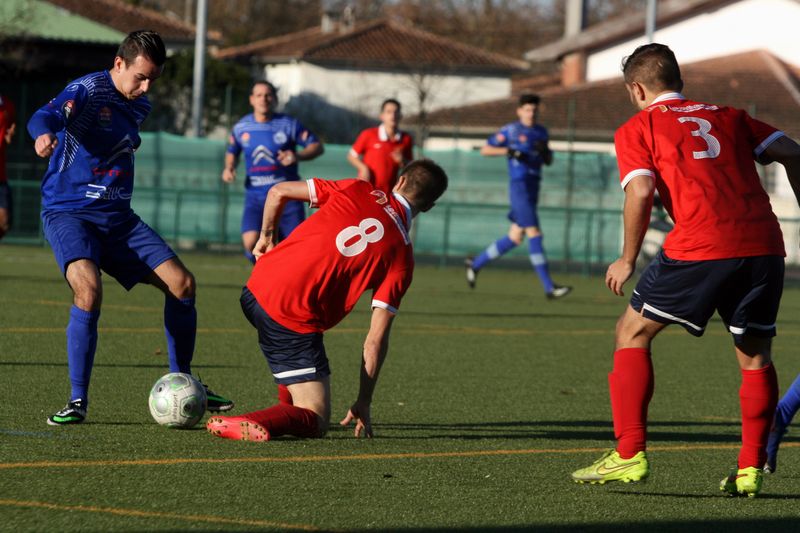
[117,30,166,67]
[622,43,683,92]
[400,159,448,211]
[518,93,540,107]
[381,98,401,112]
[252,80,277,96]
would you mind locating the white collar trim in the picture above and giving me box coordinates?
[392,192,413,229]
[651,92,685,105]
[379,124,402,142]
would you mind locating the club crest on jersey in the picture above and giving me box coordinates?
[371,190,388,205]
[62,100,75,120]
[241,132,250,146]
[98,106,112,128]
[518,134,528,143]
[495,133,506,143]
[273,131,287,145]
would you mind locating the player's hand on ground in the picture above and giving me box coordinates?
[277,150,296,166]
[34,133,58,158]
[606,258,635,296]
[340,400,372,438]
[221,167,236,183]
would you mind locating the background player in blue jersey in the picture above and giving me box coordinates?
[27,30,233,426]
[465,94,571,300]
[222,80,323,263]
[764,372,800,473]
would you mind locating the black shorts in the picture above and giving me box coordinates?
[240,286,331,385]
[631,251,784,342]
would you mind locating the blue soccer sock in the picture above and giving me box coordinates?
[66,305,100,404]
[164,297,196,374]
[528,235,555,293]
[472,236,517,271]
[244,250,256,264]
[775,373,800,427]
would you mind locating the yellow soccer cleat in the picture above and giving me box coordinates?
[571,449,649,484]
[720,466,762,498]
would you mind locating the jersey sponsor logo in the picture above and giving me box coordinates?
[104,134,135,166]
[85,184,131,200]
[273,131,287,145]
[249,175,285,187]
[370,189,388,205]
[98,106,112,128]
[667,103,719,113]
[62,100,75,120]
[252,145,274,165]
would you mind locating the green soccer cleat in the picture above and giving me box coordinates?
[720,466,762,498]
[571,449,649,484]
[47,399,87,426]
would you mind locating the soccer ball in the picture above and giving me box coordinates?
[148,372,207,428]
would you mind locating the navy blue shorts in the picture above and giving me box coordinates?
[42,210,176,290]
[507,179,540,228]
[0,181,11,212]
[240,286,331,385]
[241,192,305,239]
[631,251,784,341]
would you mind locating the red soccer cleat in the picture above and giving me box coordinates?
[206,416,271,442]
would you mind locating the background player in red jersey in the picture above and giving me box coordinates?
[348,98,414,193]
[0,94,16,240]
[207,159,448,441]
[570,43,800,497]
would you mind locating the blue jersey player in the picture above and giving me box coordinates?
[465,94,571,300]
[27,30,233,425]
[222,81,323,263]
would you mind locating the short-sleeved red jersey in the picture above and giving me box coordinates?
[350,125,414,193]
[0,95,15,183]
[247,178,415,334]
[615,93,785,261]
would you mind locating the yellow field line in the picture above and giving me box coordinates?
[0,499,322,531]
[4,442,797,470]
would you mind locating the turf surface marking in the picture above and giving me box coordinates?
[0,499,322,530]
[3,442,798,470]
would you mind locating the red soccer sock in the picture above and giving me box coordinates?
[609,347,654,459]
[277,384,293,405]
[245,403,320,438]
[738,364,778,469]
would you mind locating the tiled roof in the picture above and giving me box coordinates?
[43,0,221,42]
[525,0,730,61]
[216,19,528,73]
[414,50,800,142]
[1,0,125,44]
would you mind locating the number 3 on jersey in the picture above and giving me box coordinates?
[677,116,720,159]
[335,218,385,257]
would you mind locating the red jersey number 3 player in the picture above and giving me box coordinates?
[570,43,800,497]
[207,159,448,442]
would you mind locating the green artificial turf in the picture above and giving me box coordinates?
[1,244,799,532]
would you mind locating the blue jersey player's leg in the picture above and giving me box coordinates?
[765,372,800,473]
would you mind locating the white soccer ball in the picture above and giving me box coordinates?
[148,372,207,428]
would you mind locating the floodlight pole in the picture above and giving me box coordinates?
[190,0,208,137]
[645,0,657,42]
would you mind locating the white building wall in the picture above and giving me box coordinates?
[264,62,511,115]
[585,0,800,82]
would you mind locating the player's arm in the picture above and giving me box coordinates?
[347,150,371,181]
[760,136,800,207]
[252,181,311,259]
[480,144,509,157]
[297,141,323,161]
[222,152,238,183]
[536,139,553,166]
[607,174,654,296]
[28,84,87,158]
[340,307,395,438]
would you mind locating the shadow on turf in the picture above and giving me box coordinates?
[0,361,242,369]
[348,519,800,532]
[369,420,744,443]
